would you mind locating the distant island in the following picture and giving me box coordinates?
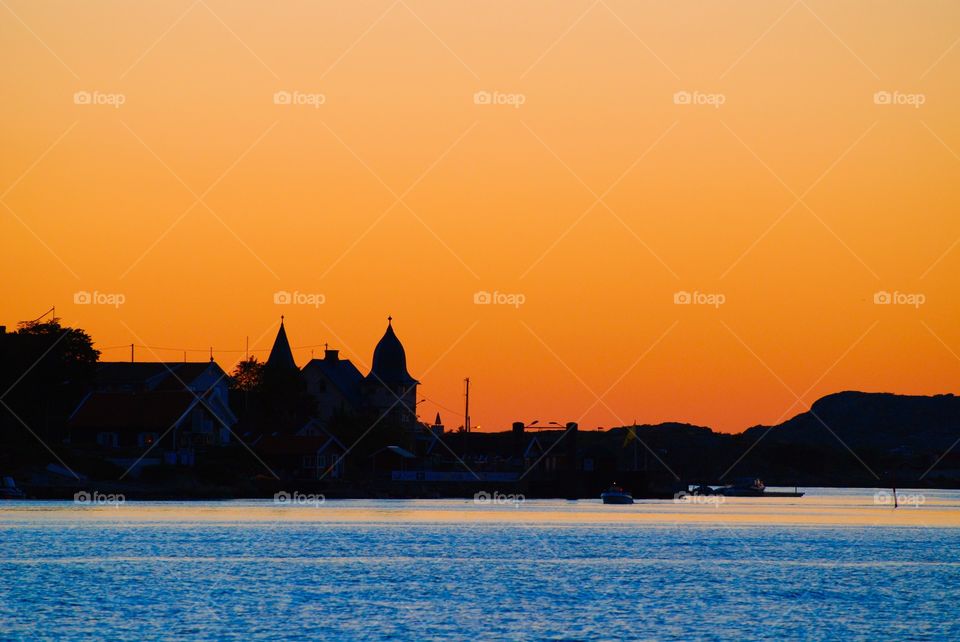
[1,317,957,499]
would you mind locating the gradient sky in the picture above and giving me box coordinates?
[2,1,958,432]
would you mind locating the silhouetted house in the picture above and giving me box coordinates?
[92,360,235,427]
[95,361,231,399]
[69,360,237,472]
[370,445,417,479]
[402,412,445,458]
[301,348,364,421]
[362,317,419,426]
[257,421,346,480]
[69,389,232,470]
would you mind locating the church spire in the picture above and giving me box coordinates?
[266,316,297,371]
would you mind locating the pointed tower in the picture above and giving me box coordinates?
[363,316,419,425]
[266,316,297,371]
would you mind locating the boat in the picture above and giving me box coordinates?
[601,484,634,504]
[716,477,804,498]
[0,477,25,500]
[716,477,766,497]
[689,484,716,495]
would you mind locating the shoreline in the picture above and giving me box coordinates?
[3,490,960,528]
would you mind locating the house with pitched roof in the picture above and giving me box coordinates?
[69,360,237,471]
[301,348,364,421]
[257,419,347,480]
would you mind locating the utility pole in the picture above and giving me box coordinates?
[464,377,471,433]
[130,343,134,363]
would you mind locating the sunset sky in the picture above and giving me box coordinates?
[2,0,958,432]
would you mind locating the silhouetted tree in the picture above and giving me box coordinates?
[0,318,99,462]
[229,356,264,393]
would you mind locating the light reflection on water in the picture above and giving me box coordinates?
[1,490,959,640]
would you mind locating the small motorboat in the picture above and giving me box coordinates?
[716,477,804,498]
[689,484,716,495]
[716,477,766,497]
[601,484,634,505]
[0,477,25,500]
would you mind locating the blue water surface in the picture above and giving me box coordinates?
[1,497,958,641]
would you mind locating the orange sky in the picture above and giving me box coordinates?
[2,1,959,432]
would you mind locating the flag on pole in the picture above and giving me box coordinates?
[623,424,637,448]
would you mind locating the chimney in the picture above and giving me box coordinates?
[324,349,339,361]
[512,421,525,460]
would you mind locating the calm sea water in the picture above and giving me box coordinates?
[2,489,959,641]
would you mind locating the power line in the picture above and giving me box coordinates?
[97,342,332,355]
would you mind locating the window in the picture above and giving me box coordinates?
[138,433,159,447]
[302,455,316,469]
[96,432,119,448]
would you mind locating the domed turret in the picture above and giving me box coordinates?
[362,317,419,426]
[368,317,418,385]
